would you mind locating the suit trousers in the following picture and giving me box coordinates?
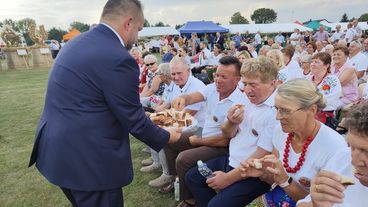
[60,187,123,207]
[177,146,228,200]
[164,128,202,176]
[185,156,271,207]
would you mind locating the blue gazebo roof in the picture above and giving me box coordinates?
[179,21,229,34]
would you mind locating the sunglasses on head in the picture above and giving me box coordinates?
[145,62,155,67]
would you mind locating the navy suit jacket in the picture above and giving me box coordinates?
[29,24,170,191]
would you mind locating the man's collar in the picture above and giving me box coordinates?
[220,87,243,103]
[100,22,125,48]
[258,88,277,107]
[179,75,192,92]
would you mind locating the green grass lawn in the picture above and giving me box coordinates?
[0,67,176,207]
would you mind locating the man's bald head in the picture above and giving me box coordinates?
[101,0,143,22]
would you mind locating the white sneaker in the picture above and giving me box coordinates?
[140,164,161,173]
[148,174,174,188]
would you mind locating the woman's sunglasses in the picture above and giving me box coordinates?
[145,62,155,67]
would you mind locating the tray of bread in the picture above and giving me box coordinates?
[149,109,198,132]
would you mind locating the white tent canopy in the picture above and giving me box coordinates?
[221,23,313,34]
[138,27,179,37]
[323,22,368,31]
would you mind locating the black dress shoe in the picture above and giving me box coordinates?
[158,182,174,194]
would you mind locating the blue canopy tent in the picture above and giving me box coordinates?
[179,21,229,34]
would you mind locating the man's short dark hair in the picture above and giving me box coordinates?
[101,0,142,20]
[219,56,242,76]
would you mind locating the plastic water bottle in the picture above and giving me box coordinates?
[174,177,180,201]
[197,160,213,179]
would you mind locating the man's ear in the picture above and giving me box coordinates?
[122,17,133,31]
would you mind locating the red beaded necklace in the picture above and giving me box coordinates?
[283,122,318,173]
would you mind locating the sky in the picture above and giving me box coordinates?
[0,0,367,30]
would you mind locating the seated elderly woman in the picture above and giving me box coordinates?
[308,52,342,127]
[297,101,368,207]
[324,44,334,56]
[306,42,316,56]
[300,55,312,79]
[258,45,271,57]
[153,63,174,112]
[330,46,358,107]
[240,79,351,207]
[140,63,175,182]
[267,49,285,71]
[236,50,252,64]
[140,54,165,108]
[278,45,303,84]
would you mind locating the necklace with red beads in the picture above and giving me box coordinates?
[283,122,318,173]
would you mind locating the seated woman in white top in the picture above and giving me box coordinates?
[278,45,303,84]
[240,79,351,207]
[208,44,224,66]
[297,102,368,207]
[300,55,312,80]
[267,49,285,71]
[140,55,165,107]
[309,52,342,126]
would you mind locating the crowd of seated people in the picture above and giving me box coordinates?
[129,25,368,206]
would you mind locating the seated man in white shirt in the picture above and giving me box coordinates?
[169,56,246,206]
[148,57,206,188]
[348,40,368,80]
[297,102,368,207]
[331,24,345,43]
[185,57,279,207]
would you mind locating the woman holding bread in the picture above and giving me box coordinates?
[240,79,352,207]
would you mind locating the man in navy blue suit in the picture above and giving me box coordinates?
[28,0,182,206]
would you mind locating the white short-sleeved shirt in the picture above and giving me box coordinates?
[290,33,301,46]
[208,53,224,66]
[308,74,343,111]
[297,177,368,206]
[345,28,356,43]
[278,60,303,84]
[199,84,246,137]
[331,31,345,42]
[348,52,368,75]
[273,123,352,192]
[166,75,206,127]
[228,90,278,168]
[301,71,312,80]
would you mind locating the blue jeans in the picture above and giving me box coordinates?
[185,156,270,207]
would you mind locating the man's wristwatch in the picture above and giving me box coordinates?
[279,176,293,188]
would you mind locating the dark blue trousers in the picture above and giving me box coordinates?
[185,156,270,207]
[60,187,123,207]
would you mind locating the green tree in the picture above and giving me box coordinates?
[2,19,19,32]
[358,13,368,21]
[175,24,184,30]
[17,18,36,45]
[341,13,349,22]
[69,21,90,32]
[251,8,277,24]
[48,27,67,42]
[229,12,249,24]
[144,18,150,27]
[154,22,170,27]
[0,22,3,27]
